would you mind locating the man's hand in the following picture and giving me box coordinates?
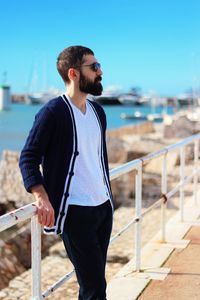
[31,185,55,227]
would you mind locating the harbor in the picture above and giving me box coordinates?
[0,87,198,159]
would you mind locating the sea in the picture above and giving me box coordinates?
[0,103,174,158]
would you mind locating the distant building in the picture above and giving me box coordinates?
[11,94,26,103]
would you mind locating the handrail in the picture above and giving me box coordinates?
[0,203,36,232]
[0,132,200,299]
[110,132,200,179]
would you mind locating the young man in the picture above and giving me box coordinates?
[19,45,114,300]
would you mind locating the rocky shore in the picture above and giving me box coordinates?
[0,111,200,299]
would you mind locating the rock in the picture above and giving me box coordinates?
[0,150,34,210]
[49,241,66,258]
[127,138,166,160]
[107,137,128,163]
[0,291,7,298]
[109,163,136,208]
[0,241,25,289]
[164,115,196,138]
[0,221,60,289]
[144,151,179,175]
[4,224,60,269]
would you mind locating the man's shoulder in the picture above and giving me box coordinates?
[45,95,65,111]
[35,95,71,123]
[40,95,71,115]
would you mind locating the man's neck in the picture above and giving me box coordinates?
[66,89,87,114]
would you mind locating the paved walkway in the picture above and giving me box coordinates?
[138,225,200,300]
[107,199,200,300]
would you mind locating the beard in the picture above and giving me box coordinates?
[79,71,103,96]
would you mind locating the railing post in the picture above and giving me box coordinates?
[31,215,42,300]
[194,140,199,205]
[135,164,142,272]
[161,153,167,242]
[179,146,185,221]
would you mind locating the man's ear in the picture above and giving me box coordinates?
[68,68,79,81]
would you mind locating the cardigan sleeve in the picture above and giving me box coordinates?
[19,105,55,193]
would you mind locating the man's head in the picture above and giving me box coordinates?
[57,45,103,96]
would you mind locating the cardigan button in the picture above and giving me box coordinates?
[64,192,69,197]
[69,171,74,176]
[75,151,79,156]
[60,212,65,217]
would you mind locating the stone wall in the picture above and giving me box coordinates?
[0,150,33,211]
[0,240,25,289]
[0,223,59,289]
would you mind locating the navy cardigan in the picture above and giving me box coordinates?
[19,95,113,234]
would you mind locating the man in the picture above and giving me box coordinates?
[19,45,114,300]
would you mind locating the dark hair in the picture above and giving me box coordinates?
[56,45,94,83]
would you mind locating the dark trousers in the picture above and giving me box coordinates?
[61,200,113,300]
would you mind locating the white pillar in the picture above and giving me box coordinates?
[31,215,42,300]
[0,85,11,110]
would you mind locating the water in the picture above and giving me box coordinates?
[0,103,174,158]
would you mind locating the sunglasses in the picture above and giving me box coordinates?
[80,62,101,72]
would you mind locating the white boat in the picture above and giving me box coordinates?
[27,89,61,105]
[93,88,121,105]
[27,58,62,104]
[118,93,141,105]
[120,111,164,122]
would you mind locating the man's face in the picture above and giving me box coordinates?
[78,55,103,96]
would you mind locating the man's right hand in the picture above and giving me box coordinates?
[31,185,55,227]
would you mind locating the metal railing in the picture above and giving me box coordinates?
[0,133,200,299]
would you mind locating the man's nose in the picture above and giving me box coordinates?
[97,68,103,76]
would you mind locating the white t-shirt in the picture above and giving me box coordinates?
[67,97,110,206]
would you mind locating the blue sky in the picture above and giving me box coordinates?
[0,0,200,96]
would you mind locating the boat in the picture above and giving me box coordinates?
[93,88,121,105]
[94,95,120,105]
[177,95,193,107]
[120,111,164,122]
[120,94,168,122]
[118,93,141,105]
[26,58,62,105]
